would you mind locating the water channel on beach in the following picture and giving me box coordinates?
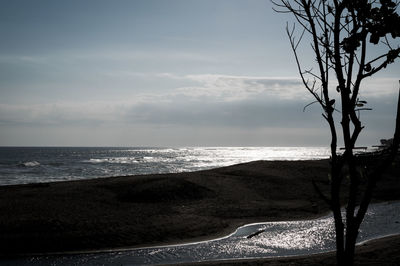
[4,201,400,265]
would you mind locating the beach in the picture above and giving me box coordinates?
[0,159,399,264]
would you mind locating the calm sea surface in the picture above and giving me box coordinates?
[0,147,332,186]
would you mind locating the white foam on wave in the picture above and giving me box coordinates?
[85,156,178,165]
[86,157,140,164]
[20,161,41,167]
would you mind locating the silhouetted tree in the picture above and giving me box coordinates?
[273,0,400,265]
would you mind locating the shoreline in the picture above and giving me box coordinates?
[0,159,399,263]
[183,234,400,266]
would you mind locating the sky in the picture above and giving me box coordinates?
[0,0,399,147]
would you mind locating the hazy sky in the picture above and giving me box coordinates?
[0,0,399,147]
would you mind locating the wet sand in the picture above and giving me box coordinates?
[0,159,399,264]
[184,235,400,266]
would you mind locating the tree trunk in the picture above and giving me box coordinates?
[331,166,345,265]
[344,224,359,266]
[334,220,345,265]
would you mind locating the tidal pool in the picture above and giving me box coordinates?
[4,201,400,265]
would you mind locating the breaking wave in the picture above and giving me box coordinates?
[0,146,340,186]
[18,161,41,167]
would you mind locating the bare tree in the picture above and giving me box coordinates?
[273,0,400,265]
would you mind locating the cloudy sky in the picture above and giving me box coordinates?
[0,0,399,147]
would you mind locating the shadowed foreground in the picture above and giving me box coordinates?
[0,159,399,264]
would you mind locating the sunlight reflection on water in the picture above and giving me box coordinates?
[6,201,400,265]
[0,147,334,185]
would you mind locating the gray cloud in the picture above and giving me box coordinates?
[174,74,309,101]
[1,75,397,128]
[124,97,321,129]
[0,74,398,146]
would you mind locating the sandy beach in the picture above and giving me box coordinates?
[0,159,399,264]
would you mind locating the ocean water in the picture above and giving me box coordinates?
[0,147,332,186]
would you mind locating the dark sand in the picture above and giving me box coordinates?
[0,159,399,264]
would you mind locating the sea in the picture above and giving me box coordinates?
[0,147,333,186]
